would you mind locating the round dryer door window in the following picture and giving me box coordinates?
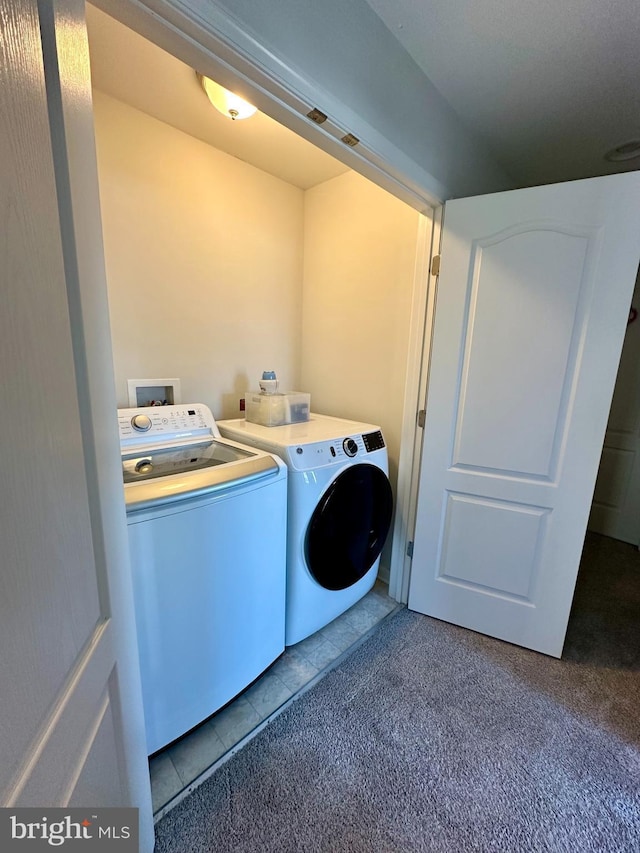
[305,464,393,591]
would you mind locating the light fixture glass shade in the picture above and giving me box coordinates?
[199,74,257,120]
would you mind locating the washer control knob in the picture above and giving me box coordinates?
[135,458,153,474]
[131,414,152,432]
[343,437,358,457]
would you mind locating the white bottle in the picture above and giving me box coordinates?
[259,370,279,395]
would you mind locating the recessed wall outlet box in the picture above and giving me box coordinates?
[127,378,181,407]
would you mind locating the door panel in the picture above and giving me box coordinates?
[438,493,547,600]
[68,690,127,807]
[12,627,125,806]
[409,174,640,657]
[1,0,103,786]
[454,225,594,478]
[1,1,152,844]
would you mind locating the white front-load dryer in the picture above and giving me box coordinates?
[217,414,393,645]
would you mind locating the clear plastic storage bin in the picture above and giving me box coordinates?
[245,392,310,427]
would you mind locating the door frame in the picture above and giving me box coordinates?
[388,207,443,602]
[588,267,640,545]
[89,0,441,603]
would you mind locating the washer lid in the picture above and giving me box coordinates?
[122,439,254,483]
[124,449,280,511]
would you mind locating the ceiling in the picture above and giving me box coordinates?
[85,5,348,191]
[364,0,640,186]
[87,2,639,193]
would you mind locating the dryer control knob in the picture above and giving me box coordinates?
[131,414,152,432]
[343,437,358,457]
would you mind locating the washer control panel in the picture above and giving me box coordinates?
[287,430,386,471]
[119,404,214,449]
[131,414,152,432]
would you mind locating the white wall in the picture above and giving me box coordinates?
[93,90,304,416]
[302,171,420,571]
[94,91,421,579]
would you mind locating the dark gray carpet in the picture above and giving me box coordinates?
[155,533,640,852]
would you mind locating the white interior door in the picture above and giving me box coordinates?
[588,269,640,544]
[408,173,640,657]
[1,1,152,847]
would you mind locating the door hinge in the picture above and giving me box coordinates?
[340,132,360,147]
[430,254,441,276]
[306,107,327,124]
[406,541,414,559]
[417,409,426,428]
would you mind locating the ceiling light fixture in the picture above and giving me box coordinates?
[604,140,640,163]
[197,73,257,121]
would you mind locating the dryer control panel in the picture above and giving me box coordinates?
[363,430,385,452]
[286,430,386,472]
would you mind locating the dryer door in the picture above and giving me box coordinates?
[305,464,393,590]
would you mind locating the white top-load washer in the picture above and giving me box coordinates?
[119,403,287,755]
[217,414,393,645]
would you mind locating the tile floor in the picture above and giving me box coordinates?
[149,580,398,815]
